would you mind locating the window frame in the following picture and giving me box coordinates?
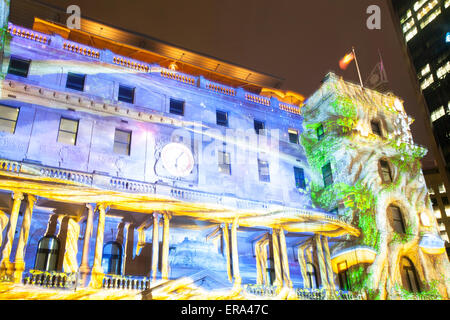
[388,205,406,234]
[34,235,60,272]
[288,129,299,144]
[322,162,333,187]
[7,56,31,78]
[102,241,123,275]
[370,120,383,137]
[113,128,132,156]
[294,166,306,189]
[218,150,231,175]
[66,72,86,92]
[216,110,229,127]
[57,117,79,145]
[379,159,393,183]
[0,105,20,134]
[169,98,185,116]
[316,124,325,141]
[254,119,265,135]
[118,84,135,104]
[258,158,270,182]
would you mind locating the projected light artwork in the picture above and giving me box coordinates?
[0,5,448,300]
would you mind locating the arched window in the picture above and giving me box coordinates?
[401,257,421,293]
[34,236,60,272]
[306,263,318,289]
[102,241,122,275]
[388,205,406,234]
[379,160,393,183]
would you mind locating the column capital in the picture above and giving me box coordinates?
[26,194,37,204]
[153,212,161,221]
[96,203,110,213]
[163,211,172,220]
[12,192,24,201]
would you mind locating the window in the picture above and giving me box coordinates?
[216,110,228,127]
[388,205,406,234]
[102,242,122,275]
[57,118,79,145]
[258,159,270,182]
[337,261,350,291]
[322,162,333,187]
[66,72,86,91]
[113,129,132,155]
[401,257,420,293]
[218,150,231,175]
[294,167,306,189]
[0,105,19,134]
[34,236,59,272]
[379,160,393,183]
[316,124,324,141]
[288,129,299,144]
[169,98,184,116]
[371,120,382,136]
[8,57,30,77]
[254,119,265,135]
[118,85,135,103]
[306,263,318,289]
[431,106,445,122]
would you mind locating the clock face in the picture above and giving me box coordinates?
[160,143,194,177]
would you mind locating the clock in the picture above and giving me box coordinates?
[160,142,194,177]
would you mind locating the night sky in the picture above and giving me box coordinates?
[28,0,436,168]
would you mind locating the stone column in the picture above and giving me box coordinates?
[0,210,8,248]
[151,212,160,282]
[321,235,336,291]
[13,194,36,283]
[221,223,232,282]
[255,233,267,285]
[271,229,283,287]
[314,234,329,289]
[161,212,171,280]
[79,204,95,286]
[297,245,309,288]
[0,192,24,278]
[230,219,241,286]
[278,229,292,288]
[90,203,107,288]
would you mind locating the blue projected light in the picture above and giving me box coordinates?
[446,32,450,43]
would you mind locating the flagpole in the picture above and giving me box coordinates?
[352,46,364,87]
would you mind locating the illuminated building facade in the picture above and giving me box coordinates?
[0,4,448,300]
[389,0,450,256]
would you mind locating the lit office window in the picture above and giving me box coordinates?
[430,106,445,122]
[446,0,450,9]
[216,110,228,127]
[428,187,435,195]
[434,209,441,219]
[436,61,450,79]
[439,222,446,232]
[441,232,449,243]
[402,18,415,34]
[420,64,430,77]
[439,183,446,193]
[118,85,135,103]
[7,57,31,77]
[66,72,86,91]
[400,9,412,24]
[0,105,19,134]
[169,98,184,116]
[421,74,434,90]
[258,159,270,182]
[294,167,306,189]
[413,0,428,12]
[113,129,132,155]
[405,27,418,42]
[288,129,299,144]
[322,162,333,187]
[57,118,79,145]
[416,0,438,20]
[419,7,441,29]
[218,151,231,175]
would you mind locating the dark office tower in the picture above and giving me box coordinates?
[391,0,449,162]
[390,0,450,256]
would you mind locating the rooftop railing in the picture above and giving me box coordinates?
[7,22,303,117]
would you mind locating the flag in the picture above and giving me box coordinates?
[339,52,355,70]
[365,50,389,92]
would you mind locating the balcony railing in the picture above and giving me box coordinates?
[101,274,150,291]
[22,270,78,290]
